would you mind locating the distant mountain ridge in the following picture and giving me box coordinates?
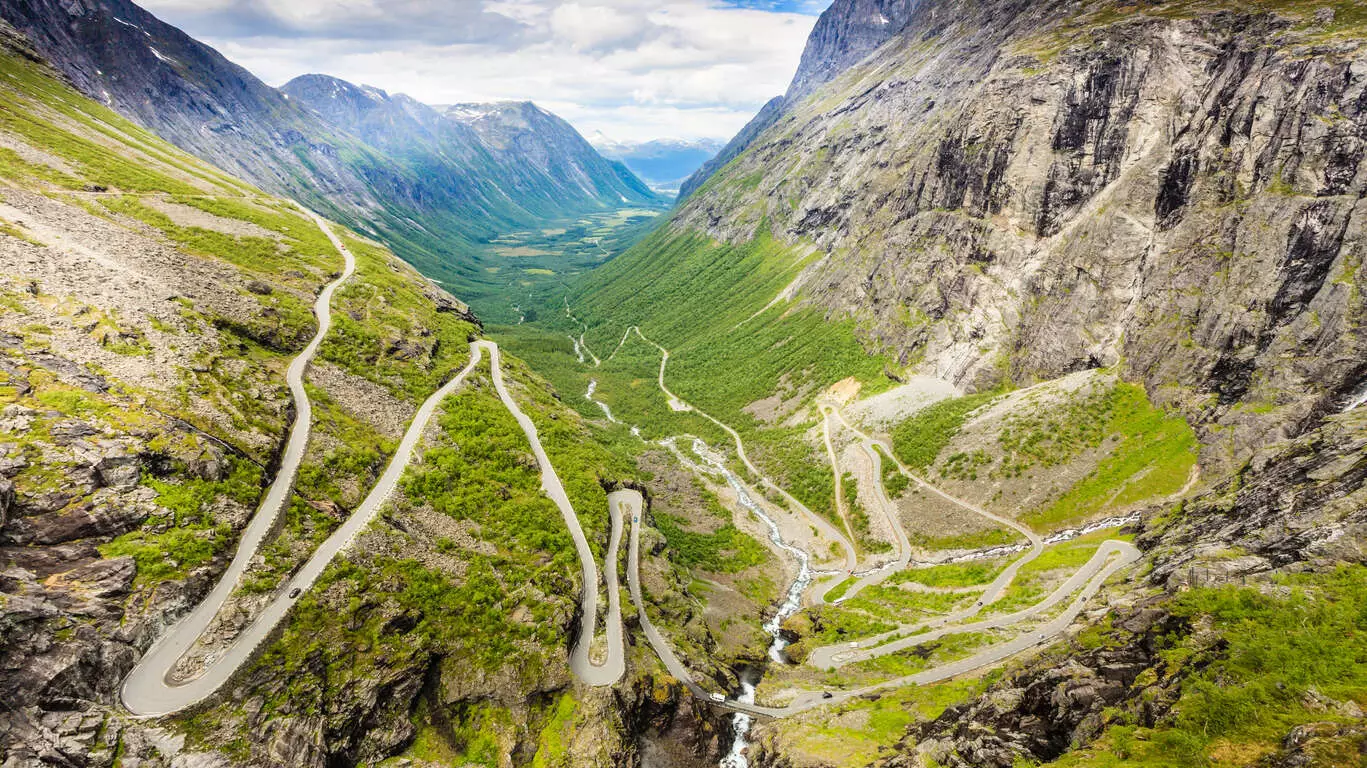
[0,0,663,296]
[590,135,725,195]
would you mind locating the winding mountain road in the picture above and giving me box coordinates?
[124,212,486,715]
[585,322,1141,716]
[123,334,631,716]
[121,210,358,716]
[619,482,1139,717]
[480,340,625,686]
[121,242,1143,723]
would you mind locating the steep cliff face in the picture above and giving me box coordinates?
[571,4,1367,764]
[785,0,920,100]
[639,0,1367,475]
[0,0,382,211]
[680,0,921,200]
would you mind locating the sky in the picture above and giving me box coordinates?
[136,0,831,143]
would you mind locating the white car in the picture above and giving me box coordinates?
[710,693,725,702]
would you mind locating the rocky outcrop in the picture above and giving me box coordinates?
[786,0,919,101]
[898,602,1194,768]
[1147,406,1367,581]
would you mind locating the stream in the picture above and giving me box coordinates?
[585,379,641,437]
[690,439,814,768]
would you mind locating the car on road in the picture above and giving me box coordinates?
[710,693,725,702]
[822,691,834,699]
[288,588,301,598]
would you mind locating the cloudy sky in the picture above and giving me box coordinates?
[136,0,829,143]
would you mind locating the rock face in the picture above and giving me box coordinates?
[679,0,919,199]
[668,0,1367,475]
[0,0,660,289]
[1148,406,1367,581]
[785,0,919,101]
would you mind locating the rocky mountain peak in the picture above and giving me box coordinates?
[786,0,920,100]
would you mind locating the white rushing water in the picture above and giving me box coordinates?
[585,379,618,423]
[690,439,814,767]
[1347,384,1367,412]
[585,380,642,438]
[719,680,757,768]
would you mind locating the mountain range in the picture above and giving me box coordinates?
[590,135,726,195]
[0,0,662,299]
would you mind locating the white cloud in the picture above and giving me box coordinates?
[136,0,821,141]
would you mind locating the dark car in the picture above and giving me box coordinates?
[288,588,301,598]
[822,691,834,699]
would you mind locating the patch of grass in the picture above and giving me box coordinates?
[842,584,980,624]
[891,391,1001,470]
[654,513,767,573]
[875,445,910,497]
[907,527,1021,551]
[1022,383,1197,530]
[849,631,995,678]
[0,147,81,190]
[772,679,984,768]
[984,532,1121,615]
[34,386,110,418]
[824,575,858,602]
[807,604,898,644]
[295,383,395,507]
[531,693,579,768]
[100,457,263,584]
[888,558,1009,589]
[0,62,202,195]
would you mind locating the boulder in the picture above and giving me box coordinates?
[28,353,107,393]
[93,445,141,491]
[1,542,101,576]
